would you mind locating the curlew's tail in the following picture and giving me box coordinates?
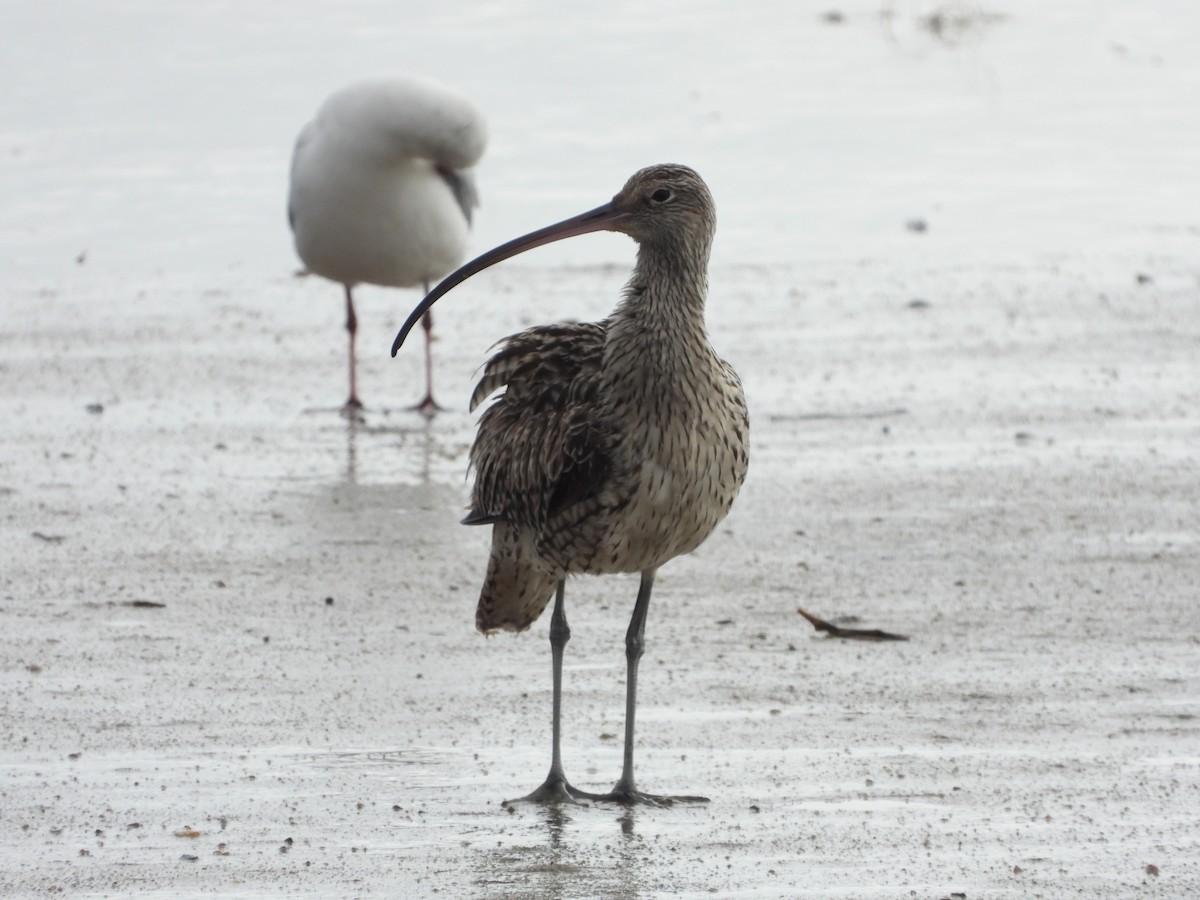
[476,522,557,634]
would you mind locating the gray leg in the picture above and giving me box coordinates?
[594,568,708,806]
[506,581,599,806]
[611,569,654,796]
[547,578,570,782]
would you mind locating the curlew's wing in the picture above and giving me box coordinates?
[466,320,610,547]
[468,321,607,414]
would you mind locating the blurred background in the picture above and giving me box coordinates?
[3,0,1196,286]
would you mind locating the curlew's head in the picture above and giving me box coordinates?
[391,164,715,356]
[607,163,716,250]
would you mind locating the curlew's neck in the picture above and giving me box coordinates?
[614,236,711,334]
[605,237,715,397]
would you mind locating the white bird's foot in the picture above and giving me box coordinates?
[409,393,444,418]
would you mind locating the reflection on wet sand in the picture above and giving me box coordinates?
[342,412,436,486]
[474,803,645,900]
[341,409,473,487]
[305,401,464,486]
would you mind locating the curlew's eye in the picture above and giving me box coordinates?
[650,188,672,203]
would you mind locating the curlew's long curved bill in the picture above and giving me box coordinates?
[391,200,626,357]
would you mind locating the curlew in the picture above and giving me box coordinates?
[288,77,486,414]
[393,164,749,805]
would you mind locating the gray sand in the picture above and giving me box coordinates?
[3,259,1197,897]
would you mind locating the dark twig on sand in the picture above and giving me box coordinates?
[797,606,909,642]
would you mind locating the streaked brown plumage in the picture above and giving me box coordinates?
[392,164,749,805]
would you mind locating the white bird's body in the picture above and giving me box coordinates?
[288,78,486,412]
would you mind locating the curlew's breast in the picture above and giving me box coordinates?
[580,358,748,575]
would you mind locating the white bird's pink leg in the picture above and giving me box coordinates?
[410,282,444,417]
[343,285,363,413]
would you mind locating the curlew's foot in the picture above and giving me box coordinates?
[408,393,444,418]
[586,788,709,808]
[580,773,708,807]
[502,774,603,808]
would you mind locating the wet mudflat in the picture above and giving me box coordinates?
[2,259,1197,898]
[3,1,1200,896]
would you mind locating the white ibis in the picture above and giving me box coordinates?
[289,77,486,414]
[392,164,749,805]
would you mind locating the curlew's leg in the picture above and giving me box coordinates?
[410,282,444,417]
[506,580,600,806]
[592,569,708,806]
[342,285,363,414]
